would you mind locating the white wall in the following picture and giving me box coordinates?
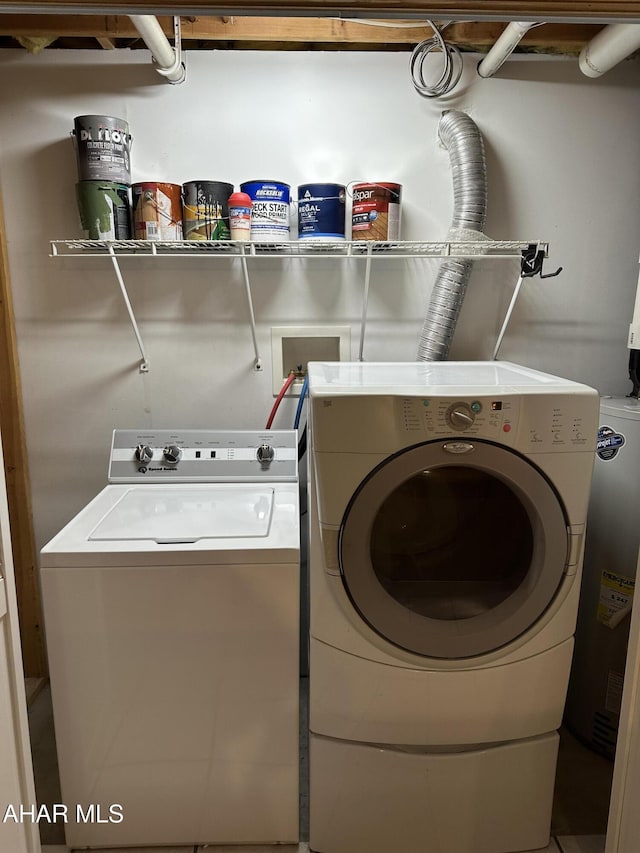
[0,48,639,549]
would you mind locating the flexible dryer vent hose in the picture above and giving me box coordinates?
[417,110,488,361]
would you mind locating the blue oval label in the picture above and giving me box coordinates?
[596,425,626,461]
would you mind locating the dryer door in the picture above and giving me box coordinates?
[338,439,569,659]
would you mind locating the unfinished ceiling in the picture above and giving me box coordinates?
[0,15,607,53]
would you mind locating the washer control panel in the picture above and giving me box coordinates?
[108,429,298,482]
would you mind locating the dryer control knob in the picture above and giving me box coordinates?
[447,403,475,430]
[256,443,275,465]
[163,444,182,464]
[135,444,153,464]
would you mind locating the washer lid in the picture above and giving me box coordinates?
[89,486,274,543]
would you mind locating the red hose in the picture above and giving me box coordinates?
[266,372,296,429]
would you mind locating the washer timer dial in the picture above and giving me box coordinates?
[446,402,476,431]
[134,444,153,464]
[256,443,275,465]
[163,444,183,464]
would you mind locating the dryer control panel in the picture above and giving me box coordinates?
[108,429,298,483]
[401,396,518,442]
[310,392,598,454]
[400,394,596,452]
[400,394,595,453]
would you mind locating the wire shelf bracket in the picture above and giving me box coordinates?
[50,239,553,371]
[108,245,150,373]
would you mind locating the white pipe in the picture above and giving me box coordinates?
[477,22,537,78]
[628,262,640,349]
[129,15,185,84]
[579,24,640,77]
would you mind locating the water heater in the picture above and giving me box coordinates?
[565,397,640,758]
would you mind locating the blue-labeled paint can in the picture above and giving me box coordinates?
[297,183,346,240]
[240,180,291,241]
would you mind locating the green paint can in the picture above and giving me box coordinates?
[76,181,132,240]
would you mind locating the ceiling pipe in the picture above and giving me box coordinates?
[477,21,537,78]
[579,23,640,77]
[129,14,185,84]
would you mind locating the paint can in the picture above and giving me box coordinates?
[132,182,183,241]
[73,115,132,185]
[240,180,291,242]
[182,180,234,240]
[297,183,346,240]
[351,182,402,241]
[76,181,132,240]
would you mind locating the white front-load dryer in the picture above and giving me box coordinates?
[307,361,598,853]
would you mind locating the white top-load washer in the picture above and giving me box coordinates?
[41,429,299,849]
[307,362,599,853]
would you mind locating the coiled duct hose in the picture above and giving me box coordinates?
[417,110,488,361]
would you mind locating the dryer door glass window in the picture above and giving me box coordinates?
[339,439,569,659]
[370,467,533,621]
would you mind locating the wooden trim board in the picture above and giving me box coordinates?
[0,192,46,678]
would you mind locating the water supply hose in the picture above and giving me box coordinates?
[417,110,488,361]
[266,372,296,429]
[294,373,310,429]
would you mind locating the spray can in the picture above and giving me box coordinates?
[228,192,253,241]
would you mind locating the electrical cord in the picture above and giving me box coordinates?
[293,373,310,430]
[334,17,433,28]
[410,21,463,98]
[298,424,307,461]
[266,372,296,429]
[329,17,467,99]
[295,374,310,461]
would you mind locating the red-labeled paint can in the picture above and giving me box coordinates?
[351,182,402,241]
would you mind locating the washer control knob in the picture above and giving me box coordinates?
[447,403,476,430]
[256,443,275,465]
[134,444,153,464]
[163,444,182,464]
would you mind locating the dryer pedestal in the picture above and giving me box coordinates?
[310,731,558,853]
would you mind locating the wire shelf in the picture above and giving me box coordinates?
[49,237,551,374]
[50,239,548,260]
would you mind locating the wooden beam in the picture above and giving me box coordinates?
[0,193,46,679]
[96,35,117,47]
[0,14,603,51]
[0,14,434,42]
[0,1,638,23]
[447,21,602,53]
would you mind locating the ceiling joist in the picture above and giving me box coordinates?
[0,15,603,51]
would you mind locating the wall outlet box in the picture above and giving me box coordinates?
[271,325,351,395]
